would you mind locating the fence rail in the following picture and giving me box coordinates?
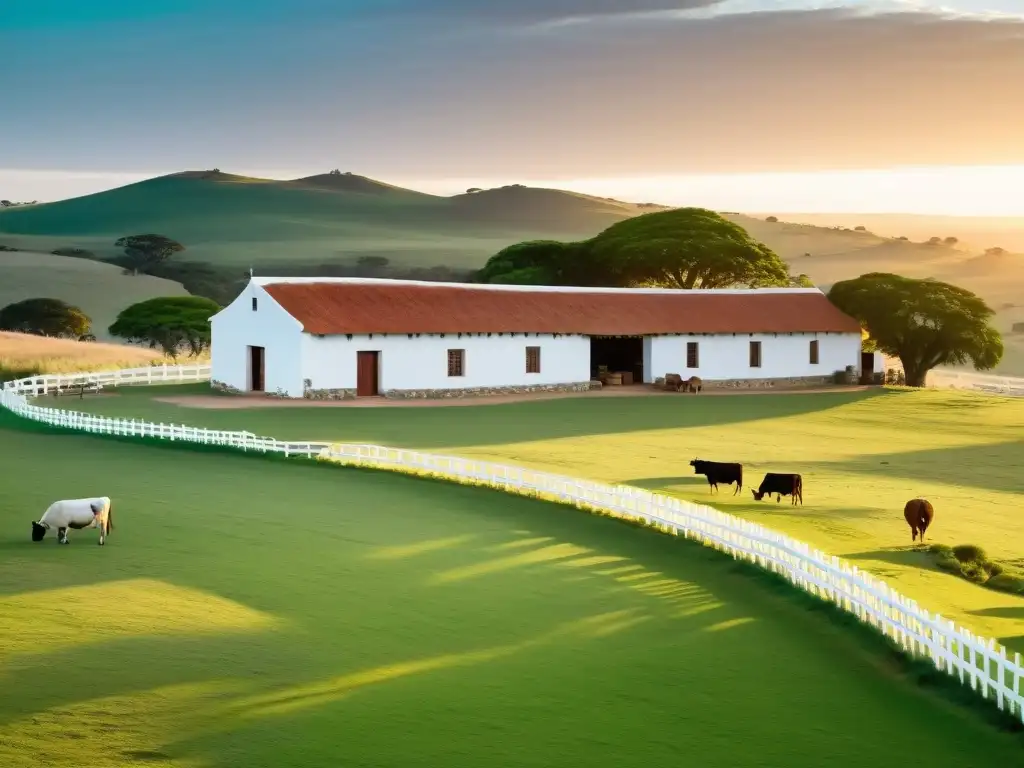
[1,363,212,397]
[1,363,1022,722]
[928,369,1024,397]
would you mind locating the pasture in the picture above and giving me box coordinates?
[1,411,1022,767]
[40,383,1024,650]
[0,331,169,382]
[0,250,190,343]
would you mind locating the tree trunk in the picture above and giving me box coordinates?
[902,364,929,388]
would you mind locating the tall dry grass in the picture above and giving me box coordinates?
[0,331,187,382]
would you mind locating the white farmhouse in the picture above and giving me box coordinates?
[209,277,864,399]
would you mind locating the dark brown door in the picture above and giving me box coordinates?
[249,346,265,392]
[860,352,875,385]
[356,351,379,396]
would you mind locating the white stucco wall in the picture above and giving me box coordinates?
[647,332,862,382]
[210,282,306,395]
[302,333,591,392]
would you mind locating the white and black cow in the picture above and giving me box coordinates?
[32,497,114,545]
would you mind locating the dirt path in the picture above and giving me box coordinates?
[151,385,869,410]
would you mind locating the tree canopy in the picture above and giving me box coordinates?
[0,298,91,338]
[475,208,793,289]
[115,234,185,275]
[827,273,1003,387]
[108,296,221,359]
[474,240,591,285]
[587,209,791,288]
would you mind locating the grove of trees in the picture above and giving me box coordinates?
[0,298,92,339]
[116,234,186,275]
[476,208,796,289]
[827,273,1003,387]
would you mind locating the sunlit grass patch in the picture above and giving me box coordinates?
[0,578,277,661]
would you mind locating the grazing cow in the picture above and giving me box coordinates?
[689,459,743,495]
[32,497,114,545]
[752,473,803,505]
[680,376,703,393]
[903,498,934,542]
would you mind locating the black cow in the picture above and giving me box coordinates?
[752,473,803,505]
[689,459,743,495]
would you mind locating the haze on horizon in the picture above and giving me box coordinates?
[2,0,1023,216]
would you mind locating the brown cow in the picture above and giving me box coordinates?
[903,498,934,542]
[680,376,703,393]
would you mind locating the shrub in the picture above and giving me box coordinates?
[50,247,96,259]
[952,544,987,564]
[987,573,1024,594]
[927,543,1022,594]
[765,215,778,223]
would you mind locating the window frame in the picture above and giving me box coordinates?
[749,340,762,368]
[686,341,699,369]
[525,345,541,374]
[447,348,465,377]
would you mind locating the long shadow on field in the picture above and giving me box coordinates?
[970,606,1024,620]
[801,440,1024,496]
[25,386,890,447]
[845,547,933,568]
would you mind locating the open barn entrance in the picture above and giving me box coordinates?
[590,336,644,386]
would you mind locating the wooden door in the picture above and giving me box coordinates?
[356,351,379,397]
[249,346,265,392]
[860,351,875,385]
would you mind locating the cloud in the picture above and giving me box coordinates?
[2,3,1022,177]
[372,0,724,25]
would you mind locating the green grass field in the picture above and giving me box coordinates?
[42,384,1024,651]
[2,411,1022,767]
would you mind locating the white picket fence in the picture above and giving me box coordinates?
[2,363,212,397]
[1,364,1022,723]
[929,369,1024,397]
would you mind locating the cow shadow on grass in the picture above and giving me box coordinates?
[623,476,710,492]
[620,480,884,522]
[844,547,933,569]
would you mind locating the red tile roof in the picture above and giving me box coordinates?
[261,281,862,335]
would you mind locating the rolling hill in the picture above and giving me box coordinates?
[0,250,189,343]
[0,171,664,268]
[1,170,1021,374]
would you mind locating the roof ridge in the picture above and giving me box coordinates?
[259,281,861,336]
[254,276,823,296]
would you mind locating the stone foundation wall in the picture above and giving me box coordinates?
[383,381,599,399]
[704,375,834,390]
[653,375,835,390]
[304,387,358,401]
[210,379,243,395]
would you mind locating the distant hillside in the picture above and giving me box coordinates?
[0,250,189,343]
[1,170,1021,375]
[0,171,664,268]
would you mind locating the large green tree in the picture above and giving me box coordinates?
[0,298,91,338]
[827,273,1003,387]
[475,208,792,289]
[108,296,221,359]
[588,208,790,288]
[475,240,591,285]
[115,234,185,275]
